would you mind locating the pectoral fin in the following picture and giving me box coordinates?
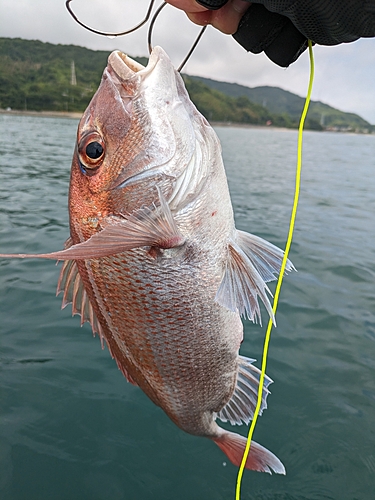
[0,188,184,261]
[215,230,294,324]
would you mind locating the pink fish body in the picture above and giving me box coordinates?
[1,47,293,474]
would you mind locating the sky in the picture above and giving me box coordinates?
[2,0,375,124]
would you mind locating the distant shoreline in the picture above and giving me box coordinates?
[1,109,373,135]
[0,109,82,120]
[0,109,273,127]
[0,109,289,130]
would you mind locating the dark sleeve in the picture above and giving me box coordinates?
[233,0,375,67]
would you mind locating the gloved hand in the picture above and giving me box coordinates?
[167,1,375,67]
[232,1,375,67]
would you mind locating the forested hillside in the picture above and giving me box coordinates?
[1,38,372,132]
[191,76,373,131]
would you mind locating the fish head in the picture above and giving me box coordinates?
[69,46,214,241]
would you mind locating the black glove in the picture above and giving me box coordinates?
[197,1,375,67]
[233,3,307,67]
[234,0,375,67]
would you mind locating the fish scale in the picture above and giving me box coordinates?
[87,247,239,417]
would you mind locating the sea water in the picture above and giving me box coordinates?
[1,114,374,500]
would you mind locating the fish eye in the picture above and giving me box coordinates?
[86,141,104,160]
[78,132,105,174]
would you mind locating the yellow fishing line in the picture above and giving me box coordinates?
[235,40,315,500]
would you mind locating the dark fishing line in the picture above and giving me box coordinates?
[65,0,156,37]
[65,0,207,71]
[147,2,207,70]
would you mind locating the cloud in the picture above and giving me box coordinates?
[2,0,375,123]
[311,40,375,123]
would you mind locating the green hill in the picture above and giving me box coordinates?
[190,76,373,131]
[0,37,372,132]
[0,38,104,112]
[0,37,289,126]
[182,75,293,128]
[0,37,148,113]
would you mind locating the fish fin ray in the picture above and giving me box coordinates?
[118,365,138,386]
[1,188,185,261]
[215,237,274,324]
[56,259,104,340]
[217,356,272,425]
[100,185,185,251]
[213,431,285,474]
[215,231,295,324]
[237,230,295,282]
[57,244,138,386]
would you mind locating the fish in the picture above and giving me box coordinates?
[0,46,294,474]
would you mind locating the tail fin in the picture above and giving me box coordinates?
[213,431,285,475]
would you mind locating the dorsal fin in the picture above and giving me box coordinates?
[56,238,103,341]
[56,239,138,386]
[216,355,273,426]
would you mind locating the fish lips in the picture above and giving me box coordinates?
[106,47,164,92]
[108,51,146,81]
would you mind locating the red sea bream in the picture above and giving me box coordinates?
[0,47,294,474]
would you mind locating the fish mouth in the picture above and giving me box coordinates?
[108,51,145,80]
[107,47,164,83]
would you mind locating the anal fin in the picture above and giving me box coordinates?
[217,355,272,426]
